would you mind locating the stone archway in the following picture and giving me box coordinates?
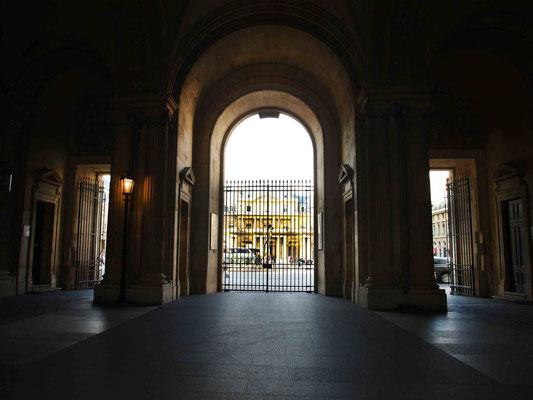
[169,21,361,297]
[91,1,449,309]
[190,86,342,295]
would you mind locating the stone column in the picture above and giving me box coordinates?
[128,100,173,305]
[0,105,26,296]
[353,93,446,311]
[354,102,403,309]
[94,106,134,304]
[165,99,179,300]
[402,109,446,309]
[339,164,355,300]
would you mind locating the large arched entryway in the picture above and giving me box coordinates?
[190,84,344,296]
[221,113,315,292]
[171,17,360,297]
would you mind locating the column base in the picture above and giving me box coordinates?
[0,269,16,297]
[177,281,181,300]
[354,285,447,311]
[343,280,352,299]
[127,282,174,305]
[93,280,121,304]
[180,279,189,296]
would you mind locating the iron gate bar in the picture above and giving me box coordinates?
[75,179,107,289]
[223,179,314,292]
[446,174,475,296]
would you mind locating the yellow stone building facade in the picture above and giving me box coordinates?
[223,188,313,263]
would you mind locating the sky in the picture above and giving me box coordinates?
[429,170,450,206]
[224,114,314,181]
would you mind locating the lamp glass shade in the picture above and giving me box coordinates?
[121,176,135,196]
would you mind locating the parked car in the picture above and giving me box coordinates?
[223,248,261,265]
[295,258,314,266]
[434,256,451,283]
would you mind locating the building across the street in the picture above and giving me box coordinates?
[432,202,448,258]
[223,183,313,263]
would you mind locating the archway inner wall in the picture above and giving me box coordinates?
[189,75,343,295]
[172,23,360,297]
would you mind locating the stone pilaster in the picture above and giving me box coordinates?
[339,164,355,300]
[1,103,29,296]
[127,98,174,305]
[352,102,368,302]
[165,98,179,300]
[94,106,134,304]
[177,167,195,297]
[402,108,446,310]
[354,100,403,309]
[353,90,446,311]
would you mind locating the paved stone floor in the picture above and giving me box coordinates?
[1,289,532,399]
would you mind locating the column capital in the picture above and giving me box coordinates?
[109,93,178,125]
[357,86,438,119]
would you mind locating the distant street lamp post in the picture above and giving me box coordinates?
[119,173,135,302]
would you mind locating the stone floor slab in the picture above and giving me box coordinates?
[1,289,532,399]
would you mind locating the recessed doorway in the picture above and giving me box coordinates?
[73,170,110,289]
[430,161,478,297]
[32,201,56,286]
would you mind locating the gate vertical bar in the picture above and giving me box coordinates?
[466,177,475,295]
[266,181,271,293]
[75,181,82,289]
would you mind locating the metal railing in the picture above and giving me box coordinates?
[446,174,475,296]
[75,179,108,289]
[223,179,314,292]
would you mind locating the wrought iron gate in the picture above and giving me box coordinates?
[223,180,314,292]
[446,174,475,296]
[75,179,108,289]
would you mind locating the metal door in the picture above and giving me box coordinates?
[74,179,108,289]
[222,180,314,292]
[446,174,475,296]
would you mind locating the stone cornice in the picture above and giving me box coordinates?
[358,86,461,118]
[109,94,178,125]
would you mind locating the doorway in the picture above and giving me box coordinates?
[430,161,478,297]
[446,173,475,296]
[32,201,56,285]
[221,113,315,292]
[430,170,452,290]
[74,174,109,289]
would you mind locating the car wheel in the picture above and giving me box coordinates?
[440,272,450,284]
